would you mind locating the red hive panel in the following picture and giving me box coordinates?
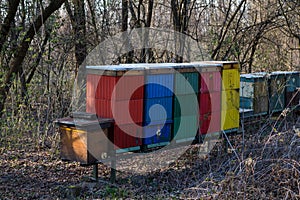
[94,75,144,100]
[113,123,143,149]
[200,71,221,93]
[87,74,101,98]
[86,97,96,113]
[95,99,143,125]
[199,92,221,115]
[199,111,221,135]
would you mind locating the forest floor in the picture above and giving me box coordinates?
[1,114,300,199]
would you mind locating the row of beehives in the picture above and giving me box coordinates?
[240,71,300,117]
[85,61,240,152]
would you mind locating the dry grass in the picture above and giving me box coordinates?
[0,112,299,199]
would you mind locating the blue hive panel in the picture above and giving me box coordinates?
[269,72,286,113]
[240,73,269,115]
[240,97,253,109]
[143,120,172,145]
[270,93,285,113]
[145,74,174,98]
[144,97,173,123]
[285,72,300,92]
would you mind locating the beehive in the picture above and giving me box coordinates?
[173,64,199,141]
[283,71,300,108]
[86,65,145,150]
[142,64,175,146]
[144,65,174,122]
[195,61,239,132]
[57,116,113,165]
[284,71,300,92]
[269,72,286,113]
[200,71,222,93]
[219,61,240,131]
[113,123,142,150]
[145,74,174,98]
[240,73,269,115]
[196,63,222,135]
[222,90,240,111]
[200,111,221,134]
[86,65,145,100]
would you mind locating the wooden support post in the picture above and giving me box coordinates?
[93,164,98,181]
[110,150,116,183]
[223,133,228,153]
[108,125,116,183]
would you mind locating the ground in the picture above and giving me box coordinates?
[1,115,300,199]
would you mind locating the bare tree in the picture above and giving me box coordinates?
[0,0,66,117]
[65,0,87,75]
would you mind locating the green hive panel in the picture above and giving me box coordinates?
[174,94,199,117]
[173,115,199,141]
[175,72,199,95]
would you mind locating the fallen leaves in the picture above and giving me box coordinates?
[1,116,300,199]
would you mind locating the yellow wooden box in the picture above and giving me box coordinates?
[221,90,240,111]
[201,61,239,70]
[222,69,240,90]
[57,116,114,165]
[221,109,239,130]
[221,61,239,69]
[60,126,109,165]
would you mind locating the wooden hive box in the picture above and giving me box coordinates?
[56,113,114,165]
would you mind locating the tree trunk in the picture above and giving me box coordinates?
[65,0,87,75]
[122,0,133,63]
[0,0,21,52]
[211,0,246,60]
[0,0,66,117]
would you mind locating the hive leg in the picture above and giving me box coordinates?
[93,164,98,181]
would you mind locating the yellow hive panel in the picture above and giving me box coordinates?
[221,109,239,130]
[232,63,239,69]
[222,90,240,111]
[222,69,240,90]
[204,61,239,69]
[60,126,108,164]
[222,63,233,69]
